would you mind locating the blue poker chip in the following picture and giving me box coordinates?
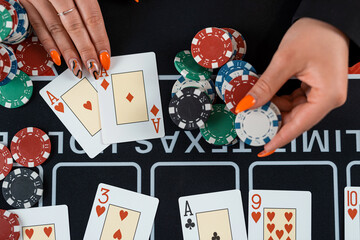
[0,44,17,86]
[235,101,279,147]
[215,60,257,98]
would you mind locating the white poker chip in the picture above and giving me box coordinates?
[171,76,215,103]
[235,101,279,146]
[269,102,282,128]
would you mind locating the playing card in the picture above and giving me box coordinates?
[345,187,360,240]
[178,189,247,240]
[39,70,109,158]
[10,205,70,240]
[97,52,165,144]
[248,190,312,240]
[83,183,159,240]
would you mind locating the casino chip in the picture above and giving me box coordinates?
[171,76,216,103]
[222,28,247,60]
[0,209,20,240]
[0,43,17,86]
[269,101,282,128]
[16,36,53,76]
[2,168,43,208]
[174,50,212,81]
[0,144,13,181]
[0,70,33,108]
[200,104,237,145]
[169,88,212,130]
[224,75,259,114]
[235,101,279,146]
[191,27,234,69]
[0,5,13,41]
[11,127,51,167]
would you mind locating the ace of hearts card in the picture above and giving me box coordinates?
[178,190,247,240]
[248,190,312,240]
[345,187,360,240]
[10,205,71,240]
[40,69,109,158]
[96,52,165,144]
[83,183,159,240]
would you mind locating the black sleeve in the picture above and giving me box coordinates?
[293,0,360,47]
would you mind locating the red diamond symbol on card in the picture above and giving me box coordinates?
[126,93,134,102]
[101,80,109,90]
[151,105,159,116]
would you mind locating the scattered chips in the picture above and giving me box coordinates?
[0,43,17,86]
[200,104,237,145]
[222,28,247,60]
[0,209,20,240]
[2,168,43,208]
[0,69,33,108]
[235,101,279,146]
[169,88,212,130]
[11,127,51,167]
[0,5,13,41]
[0,144,13,181]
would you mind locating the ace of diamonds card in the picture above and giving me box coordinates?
[248,190,312,240]
[345,187,360,240]
[97,52,165,144]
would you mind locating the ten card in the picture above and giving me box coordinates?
[83,183,159,240]
[97,52,165,144]
[345,187,360,239]
[40,70,109,158]
[10,205,70,240]
[178,190,247,240]
[248,190,312,240]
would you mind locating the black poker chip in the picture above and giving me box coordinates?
[168,87,212,130]
[2,168,43,209]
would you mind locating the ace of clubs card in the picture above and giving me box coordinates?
[10,205,70,240]
[97,52,165,144]
[248,190,312,240]
[40,70,109,158]
[345,187,360,240]
[178,190,247,240]
[83,183,159,240]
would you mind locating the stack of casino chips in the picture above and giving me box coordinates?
[169,27,282,147]
[0,127,52,239]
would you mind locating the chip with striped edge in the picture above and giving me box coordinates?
[235,101,279,146]
[0,144,13,181]
[0,43,17,86]
[174,50,212,81]
[222,28,247,60]
[0,209,20,240]
[0,5,13,41]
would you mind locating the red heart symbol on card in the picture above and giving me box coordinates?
[276,230,284,239]
[348,208,358,220]
[267,223,275,233]
[286,237,291,240]
[251,211,261,223]
[25,229,34,239]
[83,101,92,110]
[96,205,106,217]
[120,210,128,221]
[44,227,53,237]
[113,229,122,240]
[284,212,293,222]
[54,102,64,113]
[269,237,274,240]
[267,212,275,221]
[284,224,293,233]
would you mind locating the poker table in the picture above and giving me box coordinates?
[1,1,360,239]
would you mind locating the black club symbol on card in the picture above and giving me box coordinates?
[212,232,220,240]
[185,218,195,230]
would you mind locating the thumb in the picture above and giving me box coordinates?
[235,53,296,113]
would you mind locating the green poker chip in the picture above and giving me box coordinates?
[0,5,13,41]
[200,104,237,145]
[0,70,33,108]
[174,50,213,81]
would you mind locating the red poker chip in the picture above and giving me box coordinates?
[191,27,234,69]
[0,209,20,240]
[224,75,258,114]
[222,28,246,60]
[0,144,13,181]
[15,36,54,76]
[11,127,51,167]
[0,44,12,82]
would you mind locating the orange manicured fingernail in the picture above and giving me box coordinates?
[100,51,110,70]
[50,50,61,66]
[257,149,276,158]
[235,95,256,113]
